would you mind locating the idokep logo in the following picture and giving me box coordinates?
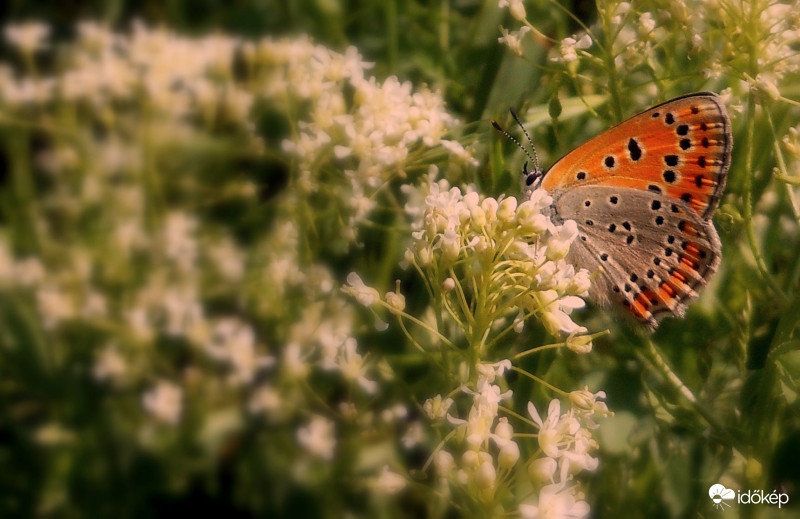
[708,483,790,510]
[709,484,735,510]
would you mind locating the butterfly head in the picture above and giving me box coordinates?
[520,159,544,197]
[492,108,543,201]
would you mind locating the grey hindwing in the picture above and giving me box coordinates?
[551,184,721,327]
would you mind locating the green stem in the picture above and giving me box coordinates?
[638,338,744,452]
[599,0,623,121]
[765,109,800,221]
[742,92,786,302]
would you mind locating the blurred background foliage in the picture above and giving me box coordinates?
[0,0,799,518]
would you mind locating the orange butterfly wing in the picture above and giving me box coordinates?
[541,92,731,220]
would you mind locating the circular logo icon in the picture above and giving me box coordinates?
[709,484,735,509]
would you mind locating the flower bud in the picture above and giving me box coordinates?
[498,441,520,469]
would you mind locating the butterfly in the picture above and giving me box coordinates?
[493,92,732,329]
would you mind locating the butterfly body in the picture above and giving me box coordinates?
[521,92,731,329]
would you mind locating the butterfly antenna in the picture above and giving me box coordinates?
[509,108,542,174]
[491,118,539,175]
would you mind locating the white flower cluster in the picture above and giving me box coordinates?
[543,3,658,73]
[518,388,610,517]
[345,172,605,513]
[0,18,612,518]
[4,21,49,54]
[1,21,254,125]
[430,363,517,502]
[696,0,800,96]
[406,178,591,337]
[423,363,607,517]
[263,35,476,242]
[0,24,389,440]
[498,0,798,110]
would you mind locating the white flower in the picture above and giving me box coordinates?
[423,394,454,420]
[547,220,579,260]
[434,449,455,477]
[540,291,587,336]
[519,482,590,519]
[164,212,198,271]
[14,257,44,286]
[498,0,527,21]
[206,318,270,385]
[142,380,183,425]
[36,285,75,329]
[368,465,407,495]
[562,428,599,472]
[639,12,656,33]
[555,34,592,64]
[93,346,127,383]
[248,385,283,417]
[343,272,380,307]
[528,456,558,483]
[76,21,114,51]
[331,337,378,393]
[568,387,609,428]
[529,400,573,456]
[283,342,310,379]
[161,285,204,338]
[565,332,593,354]
[460,380,513,448]
[296,415,336,460]
[498,26,531,57]
[401,421,425,449]
[385,287,406,312]
[477,359,512,382]
[475,459,498,495]
[498,439,520,469]
[4,22,50,54]
[207,238,245,282]
[755,73,781,100]
[528,400,600,474]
